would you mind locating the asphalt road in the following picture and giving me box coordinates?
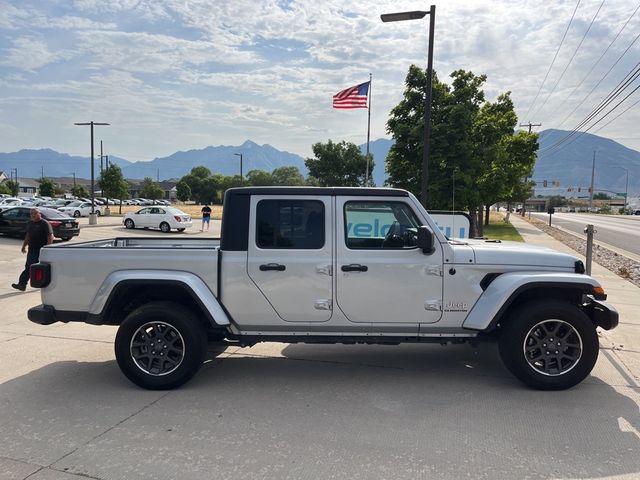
[529,212,640,258]
[1,219,639,479]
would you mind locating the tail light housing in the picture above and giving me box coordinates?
[30,263,51,288]
[49,220,62,228]
[174,216,182,222]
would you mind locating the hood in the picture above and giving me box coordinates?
[452,239,582,271]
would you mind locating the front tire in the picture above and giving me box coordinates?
[124,218,135,229]
[73,210,80,218]
[114,302,207,390]
[160,222,171,233]
[499,300,599,390]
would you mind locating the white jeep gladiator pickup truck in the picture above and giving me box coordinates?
[27,187,618,391]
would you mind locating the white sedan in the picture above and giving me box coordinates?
[123,206,192,233]
[58,201,103,218]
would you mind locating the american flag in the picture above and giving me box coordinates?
[333,82,370,109]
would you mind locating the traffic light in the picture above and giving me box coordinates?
[578,187,581,192]
[543,180,548,187]
[588,187,592,193]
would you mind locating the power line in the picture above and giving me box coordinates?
[552,2,640,119]
[532,0,606,121]
[523,0,581,121]
[556,30,640,128]
[593,89,640,134]
[541,62,640,153]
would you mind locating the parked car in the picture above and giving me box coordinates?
[58,201,103,218]
[0,206,80,240]
[634,210,640,215]
[123,206,192,232]
[0,197,23,206]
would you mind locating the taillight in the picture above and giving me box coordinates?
[30,263,51,288]
[174,216,182,222]
[49,220,62,228]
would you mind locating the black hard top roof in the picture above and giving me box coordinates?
[225,186,410,198]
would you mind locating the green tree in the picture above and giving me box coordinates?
[593,192,611,200]
[176,180,192,201]
[71,184,89,198]
[141,177,164,200]
[271,166,306,185]
[0,183,10,195]
[218,175,243,203]
[5,180,19,196]
[305,140,370,186]
[38,178,56,197]
[99,165,129,200]
[386,66,538,237]
[179,166,216,204]
[246,169,273,186]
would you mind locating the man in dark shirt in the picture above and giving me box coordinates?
[12,208,53,291]
[200,204,212,232]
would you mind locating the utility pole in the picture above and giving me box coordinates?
[588,151,596,211]
[519,122,541,133]
[74,121,110,224]
[99,140,104,174]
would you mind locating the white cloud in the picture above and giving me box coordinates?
[0,0,639,160]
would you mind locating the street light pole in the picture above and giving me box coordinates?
[382,6,436,208]
[74,121,109,224]
[612,166,629,213]
[234,153,243,180]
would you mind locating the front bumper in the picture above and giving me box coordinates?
[589,299,619,330]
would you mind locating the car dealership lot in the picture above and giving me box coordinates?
[1,220,640,479]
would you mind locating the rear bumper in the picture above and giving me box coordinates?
[589,299,619,330]
[28,304,57,325]
[28,304,89,325]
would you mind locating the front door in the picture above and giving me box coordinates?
[336,197,443,324]
[247,195,333,322]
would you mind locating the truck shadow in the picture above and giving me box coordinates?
[1,343,638,479]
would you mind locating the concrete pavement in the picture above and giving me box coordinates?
[509,214,640,383]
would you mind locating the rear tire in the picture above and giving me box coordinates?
[61,237,70,241]
[115,302,207,390]
[160,222,171,233]
[499,300,599,390]
[177,228,185,232]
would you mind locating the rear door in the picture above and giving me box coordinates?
[247,195,332,322]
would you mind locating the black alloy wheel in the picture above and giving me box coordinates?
[499,300,599,390]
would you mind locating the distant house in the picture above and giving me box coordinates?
[15,178,39,197]
[0,171,7,183]
[128,179,177,201]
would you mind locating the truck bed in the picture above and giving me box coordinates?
[38,237,220,313]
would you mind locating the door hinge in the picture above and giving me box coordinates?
[316,264,332,276]
[426,265,442,277]
[424,300,442,311]
[314,299,332,310]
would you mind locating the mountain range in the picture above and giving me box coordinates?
[1,130,638,196]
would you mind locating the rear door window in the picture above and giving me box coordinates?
[256,200,324,249]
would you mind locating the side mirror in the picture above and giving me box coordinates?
[417,226,435,254]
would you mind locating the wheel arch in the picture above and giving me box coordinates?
[88,270,230,328]
[463,272,604,332]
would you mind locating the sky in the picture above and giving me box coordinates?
[1,0,639,162]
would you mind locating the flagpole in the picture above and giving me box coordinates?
[365,73,372,186]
